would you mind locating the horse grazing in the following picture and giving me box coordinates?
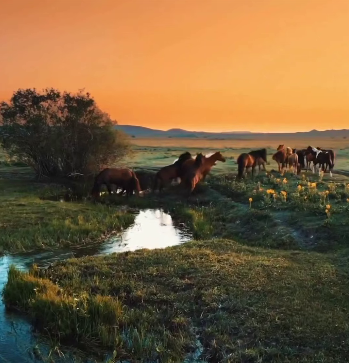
[237,148,268,179]
[178,151,226,181]
[305,146,334,176]
[153,152,192,192]
[180,153,206,195]
[91,168,141,199]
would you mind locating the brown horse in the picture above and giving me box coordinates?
[237,148,268,179]
[179,151,226,181]
[287,152,299,174]
[272,149,288,173]
[91,168,141,198]
[293,148,307,170]
[153,152,192,192]
[180,153,206,195]
[277,144,293,156]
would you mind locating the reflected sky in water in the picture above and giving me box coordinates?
[0,209,192,362]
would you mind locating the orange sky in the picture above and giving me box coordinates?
[1,0,348,132]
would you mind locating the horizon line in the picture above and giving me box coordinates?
[116,124,348,134]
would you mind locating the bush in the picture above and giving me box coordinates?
[0,88,131,179]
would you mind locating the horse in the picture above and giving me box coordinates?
[153,152,192,193]
[277,145,293,156]
[287,152,299,174]
[293,149,307,170]
[305,146,334,176]
[272,149,288,173]
[90,168,141,199]
[178,151,226,181]
[237,148,268,179]
[315,147,335,173]
[180,153,206,195]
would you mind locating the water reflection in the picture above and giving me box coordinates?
[100,209,191,254]
[0,209,192,362]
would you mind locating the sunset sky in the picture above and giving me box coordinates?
[1,0,348,133]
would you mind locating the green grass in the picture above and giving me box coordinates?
[0,178,135,253]
[4,241,349,362]
[3,143,349,361]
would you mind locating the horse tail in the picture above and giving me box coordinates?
[331,150,335,169]
[237,154,245,179]
[131,171,141,195]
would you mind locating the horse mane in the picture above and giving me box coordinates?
[173,152,192,166]
[194,153,205,167]
[249,148,267,161]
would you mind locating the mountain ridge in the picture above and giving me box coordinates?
[115,124,349,139]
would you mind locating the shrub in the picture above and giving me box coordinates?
[0,88,131,179]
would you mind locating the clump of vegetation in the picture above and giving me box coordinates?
[4,240,349,362]
[0,88,131,180]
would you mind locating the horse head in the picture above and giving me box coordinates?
[212,151,226,163]
[173,151,192,166]
[277,145,285,151]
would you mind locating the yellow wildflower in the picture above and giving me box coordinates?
[249,198,253,202]
[347,198,349,203]
[325,190,329,195]
[297,185,302,191]
[281,191,287,196]
[283,178,287,184]
[267,189,275,194]
[326,204,331,210]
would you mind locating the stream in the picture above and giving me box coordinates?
[0,209,192,362]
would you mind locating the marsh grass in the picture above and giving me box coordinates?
[3,143,349,361]
[0,179,134,253]
[4,240,349,362]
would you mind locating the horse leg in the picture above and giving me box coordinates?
[106,183,113,195]
[251,166,255,178]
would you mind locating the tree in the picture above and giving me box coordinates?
[0,88,131,179]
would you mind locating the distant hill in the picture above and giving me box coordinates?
[115,125,349,140]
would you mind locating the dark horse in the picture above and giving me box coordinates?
[180,153,206,195]
[315,147,335,172]
[237,149,268,179]
[153,151,192,192]
[91,168,141,198]
[305,146,334,176]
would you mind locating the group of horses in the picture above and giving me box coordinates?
[90,145,335,199]
[237,145,335,178]
[90,151,226,199]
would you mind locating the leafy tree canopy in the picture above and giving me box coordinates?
[0,88,131,179]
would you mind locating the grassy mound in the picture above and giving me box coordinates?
[4,240,349,362]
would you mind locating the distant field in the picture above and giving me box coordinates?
[131,136,349,150]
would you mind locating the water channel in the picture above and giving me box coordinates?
[0,209,192,362]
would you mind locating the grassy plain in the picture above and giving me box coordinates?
[3,137,349,362]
